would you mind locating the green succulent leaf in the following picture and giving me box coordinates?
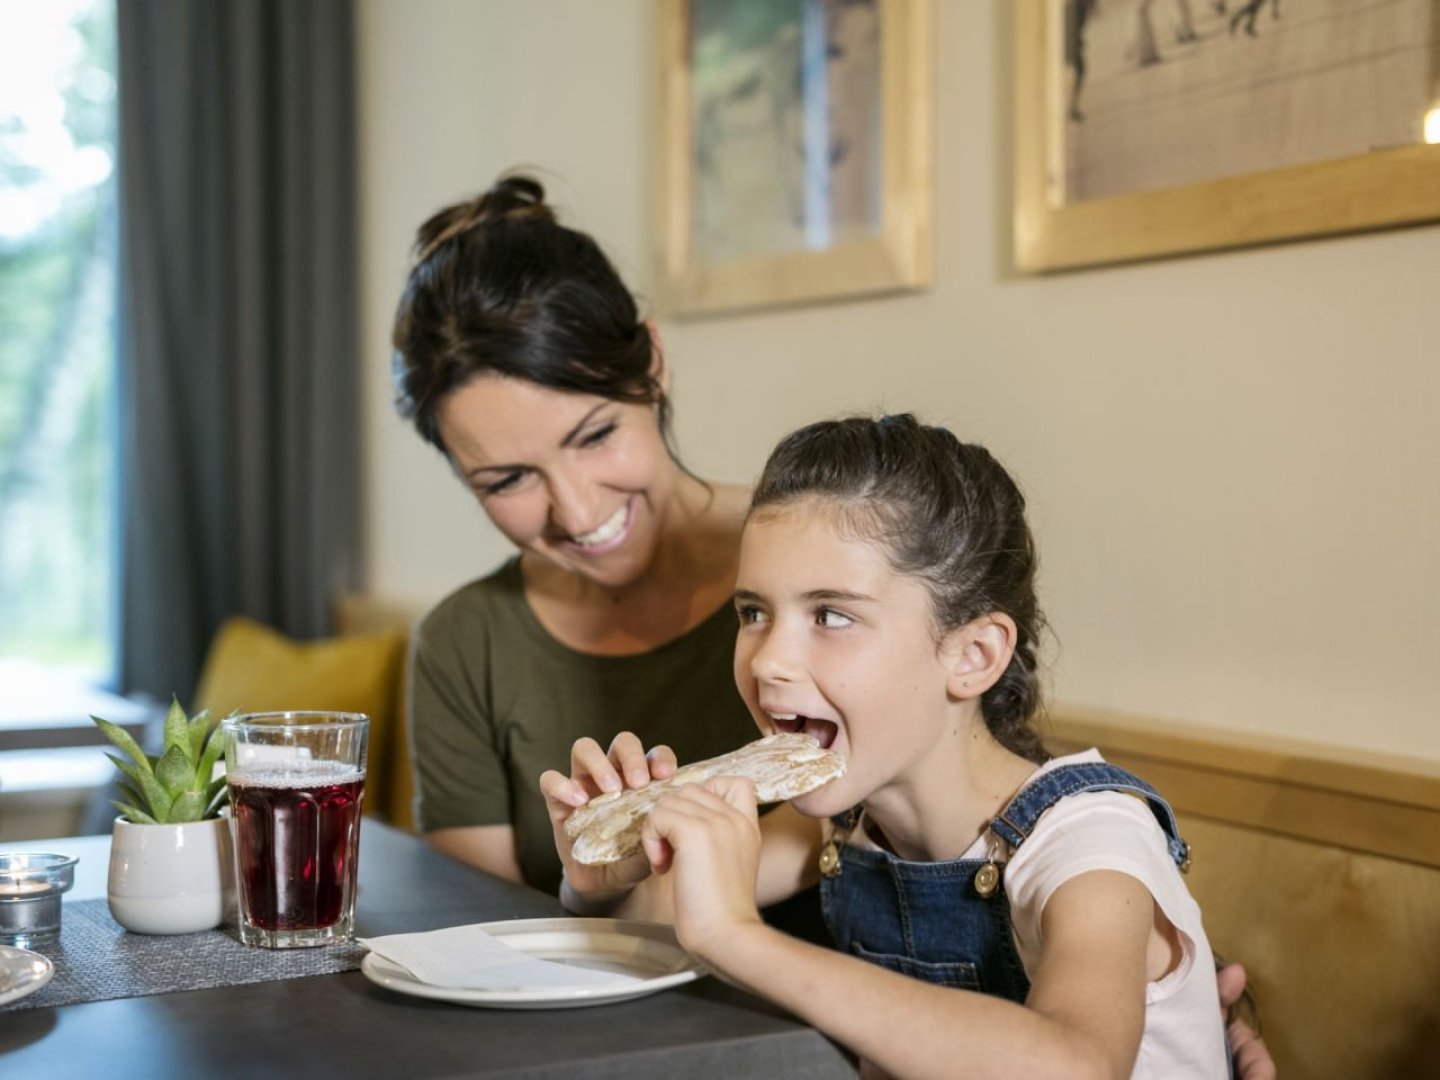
[162,696,192,763]
[91,716,154,776]
[98,700,227,823]
[195,723,225,789]
[203,781,230,819]
[155,744,196,798]
[110,800,159,826]
[106,752,174,821]
[167,790,208,823]
[186,708,212,764]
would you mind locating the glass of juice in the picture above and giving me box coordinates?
[221,712,368,948]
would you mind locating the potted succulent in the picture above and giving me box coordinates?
[93,698,235,934]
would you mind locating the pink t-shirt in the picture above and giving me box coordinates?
[998,750,1228,1078]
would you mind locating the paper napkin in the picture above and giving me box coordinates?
[360,924,644,991]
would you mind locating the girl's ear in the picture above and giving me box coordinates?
[645,320,671,394]
[941,614,1018,701]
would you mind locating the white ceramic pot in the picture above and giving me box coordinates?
[107,816,235,935]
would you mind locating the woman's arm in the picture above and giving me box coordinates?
[425,824,525,883]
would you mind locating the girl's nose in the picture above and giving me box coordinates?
[749,624,801,683]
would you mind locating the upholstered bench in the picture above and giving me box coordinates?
[1049,707,1440,1079]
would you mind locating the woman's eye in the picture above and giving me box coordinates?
[580,422,617,448]
[481,472,523,496]
[815,607,853,629]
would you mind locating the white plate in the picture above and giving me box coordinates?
[0,944,54,1007]
[360,917,704,1010]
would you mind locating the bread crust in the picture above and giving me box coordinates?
[564,733,845,865]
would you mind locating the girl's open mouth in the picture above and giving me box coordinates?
[770,714,839,750]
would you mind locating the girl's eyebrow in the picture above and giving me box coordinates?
[462,403,611,481]
[802,589,875,604]
[732,587,876,604]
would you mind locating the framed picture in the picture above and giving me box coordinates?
[1014,0,1440,272]
[657,0,931,315]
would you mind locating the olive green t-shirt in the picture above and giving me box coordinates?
[410,557,756,894]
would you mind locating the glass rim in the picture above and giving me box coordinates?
[220,711,369,732]
[0,852,79,877]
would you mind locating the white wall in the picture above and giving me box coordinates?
[357,1,1440,760]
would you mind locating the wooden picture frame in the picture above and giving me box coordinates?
[1013,0,1440,272]
[657,0,931,316]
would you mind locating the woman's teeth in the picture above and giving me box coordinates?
[574,504,628,547]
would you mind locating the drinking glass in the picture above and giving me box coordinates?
[221,712,368,948]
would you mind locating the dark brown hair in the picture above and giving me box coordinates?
[750,414,1048,763]
[391,173,669,454]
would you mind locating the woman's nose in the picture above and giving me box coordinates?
[545,471,601,537]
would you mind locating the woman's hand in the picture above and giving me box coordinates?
[1217,962,1276,1080]
[540,732,677,902]
[640,776,764,962]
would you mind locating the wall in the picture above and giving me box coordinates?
[356,1,1440,760]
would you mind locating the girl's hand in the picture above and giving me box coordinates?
[540,732,677,900]
[640,776,764,962]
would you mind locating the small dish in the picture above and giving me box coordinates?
[361,917,704,1010]
[0,944,55,1007]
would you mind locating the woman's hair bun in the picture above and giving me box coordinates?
[412,173,554,263]
[476,174,553,225]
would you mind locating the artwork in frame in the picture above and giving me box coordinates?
[657,0,931,316]
[1013,0,1440,271]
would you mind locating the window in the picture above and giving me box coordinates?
[0,0,118,705]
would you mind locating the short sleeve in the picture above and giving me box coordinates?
[1004,791,1200,963]
[408,594,511,830]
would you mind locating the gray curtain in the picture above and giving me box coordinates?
[116,0,359,704]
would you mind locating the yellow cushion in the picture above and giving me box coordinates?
[193,616,412,829]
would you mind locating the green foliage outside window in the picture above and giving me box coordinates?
[0,0,118,673]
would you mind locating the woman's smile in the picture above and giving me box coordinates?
[562,497,635,555]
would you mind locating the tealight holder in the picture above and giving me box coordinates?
[0,852,78,949]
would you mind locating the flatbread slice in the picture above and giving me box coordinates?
[564,732,845,866]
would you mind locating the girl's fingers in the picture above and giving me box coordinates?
[641,827,674,875]
[644,783,755,851]
[645,743,678,781]
[539,769,588,815]
[571,736,621,794]
[608,731,653,789]
[703,775,757,812]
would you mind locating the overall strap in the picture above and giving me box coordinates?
[988,762,1191,870]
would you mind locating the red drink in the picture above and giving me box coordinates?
[229,769,364,933]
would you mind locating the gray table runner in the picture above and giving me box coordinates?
[2,898,366,1012]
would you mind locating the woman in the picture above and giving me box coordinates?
[391,174,755,894]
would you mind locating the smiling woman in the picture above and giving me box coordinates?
[389,173,766,896]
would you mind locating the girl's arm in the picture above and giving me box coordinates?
[646,779,1153,1080]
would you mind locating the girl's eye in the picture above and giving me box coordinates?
[815,607,853,629]
[579,422,617,448]
[735,603,767,626]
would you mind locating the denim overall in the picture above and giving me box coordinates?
[818,761,1191,1001]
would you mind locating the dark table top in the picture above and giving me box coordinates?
[0,821,856,1079]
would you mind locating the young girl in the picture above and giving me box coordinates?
[543,414,1230,1078]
